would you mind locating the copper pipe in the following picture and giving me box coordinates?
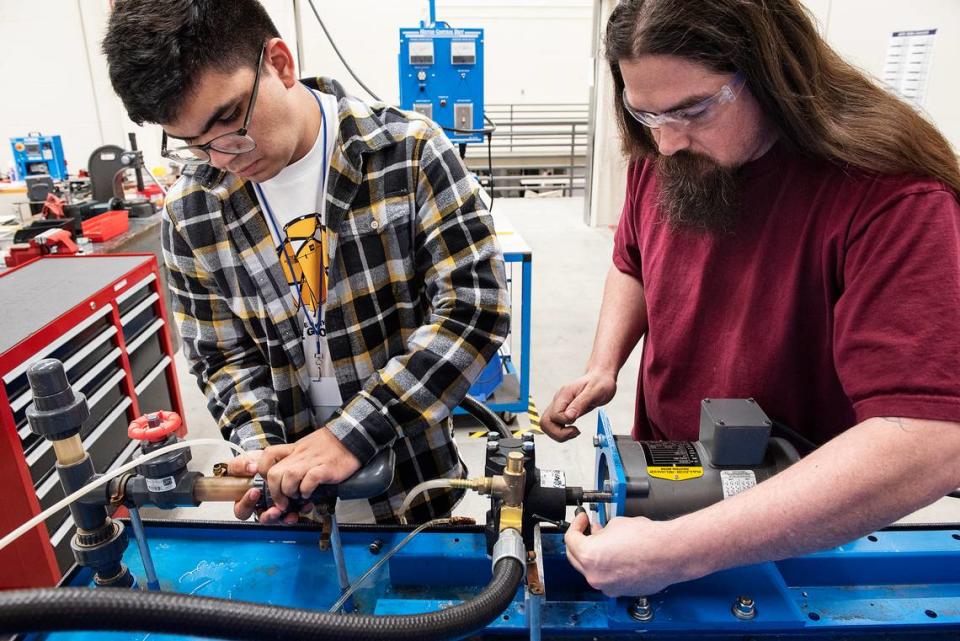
[192,477,254,502]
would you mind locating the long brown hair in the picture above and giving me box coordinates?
[606,0,960,193]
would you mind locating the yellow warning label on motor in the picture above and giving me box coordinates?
[642,441,703,480]
[647,466,704,481]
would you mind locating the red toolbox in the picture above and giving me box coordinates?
[81,209,129,243]
[0,254,185,588]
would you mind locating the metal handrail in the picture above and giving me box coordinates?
[462,103,589,196]
[486,121,588,155]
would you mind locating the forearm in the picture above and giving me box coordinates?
[181,335,286,450]
[330,243,508,458]
[328,129,509,463]
[586,265,648,377]
[675,416,960,579]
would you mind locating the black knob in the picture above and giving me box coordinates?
[26,358,89,439]
[27,359,70,398]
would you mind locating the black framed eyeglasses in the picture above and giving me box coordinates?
[161,44,266,164]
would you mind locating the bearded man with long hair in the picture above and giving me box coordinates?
[542,0,960,596]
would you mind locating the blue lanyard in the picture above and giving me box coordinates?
[255,90,329,355]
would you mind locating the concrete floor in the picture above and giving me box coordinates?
[145,196,958,526]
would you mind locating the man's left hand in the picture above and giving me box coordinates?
[257,428,361,519]
[564,511,696,597]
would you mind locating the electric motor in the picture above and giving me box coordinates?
[596,399,801,522]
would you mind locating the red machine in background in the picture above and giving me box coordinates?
[4,229,80,268]
[4,132,164,266]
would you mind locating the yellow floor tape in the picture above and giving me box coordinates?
[468,396,542,438]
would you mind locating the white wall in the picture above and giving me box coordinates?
[0,0,304,177]
[0,2,116,178]
[810,0,960,151]
[586,0,628,227]
[0,0,592,178]
[297,0,593,105]
[4,0,954,203]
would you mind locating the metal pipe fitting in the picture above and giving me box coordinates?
[491,528,524,571]
[451,476,505,497]
[502,452,525,507]
[192,477,253,502]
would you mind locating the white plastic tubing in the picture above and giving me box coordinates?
[0,438,244,554]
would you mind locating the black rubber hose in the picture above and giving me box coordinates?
[459,394,512,439]
[770,420,819,456]
[0,558,522,641]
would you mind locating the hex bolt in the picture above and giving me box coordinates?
[486,440,500,452]
[592,435,601,448]
[147,413,161,429]
[369,539,384,555]
[732,595,757,620]
[522,440,535,453]
[628,596,654,621]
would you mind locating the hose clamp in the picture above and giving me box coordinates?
[491,527,525,571]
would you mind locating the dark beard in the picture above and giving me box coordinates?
[654,151,741,234]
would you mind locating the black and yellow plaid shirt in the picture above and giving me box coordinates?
[161,78,509,522]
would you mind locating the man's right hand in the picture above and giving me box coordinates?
[541,371,617,442]
[225,448,309,525]
[226,451,264,521]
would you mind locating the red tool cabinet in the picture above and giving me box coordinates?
[0,254,185,588]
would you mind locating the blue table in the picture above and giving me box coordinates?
[25,519,960,641]
[457,211,532,423]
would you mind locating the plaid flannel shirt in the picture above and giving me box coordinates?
[162,77,509,522]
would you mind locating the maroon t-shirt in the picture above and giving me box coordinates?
[614,141,960,444]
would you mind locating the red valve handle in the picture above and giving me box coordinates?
[128,411,182,442]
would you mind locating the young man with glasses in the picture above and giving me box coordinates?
[543,0,960,596]
[102,0,509,524]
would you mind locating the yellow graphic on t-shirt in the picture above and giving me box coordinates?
[276,213,329,313]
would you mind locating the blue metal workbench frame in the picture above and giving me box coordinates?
[19,412,959,640]
[25,516,960,641]
[487,247,532,418]
[456,216,532,421]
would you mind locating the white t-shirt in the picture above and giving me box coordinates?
[254,90,342,423]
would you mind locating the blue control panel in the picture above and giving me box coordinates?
[10,133,67,181]
[399,25,485,144]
